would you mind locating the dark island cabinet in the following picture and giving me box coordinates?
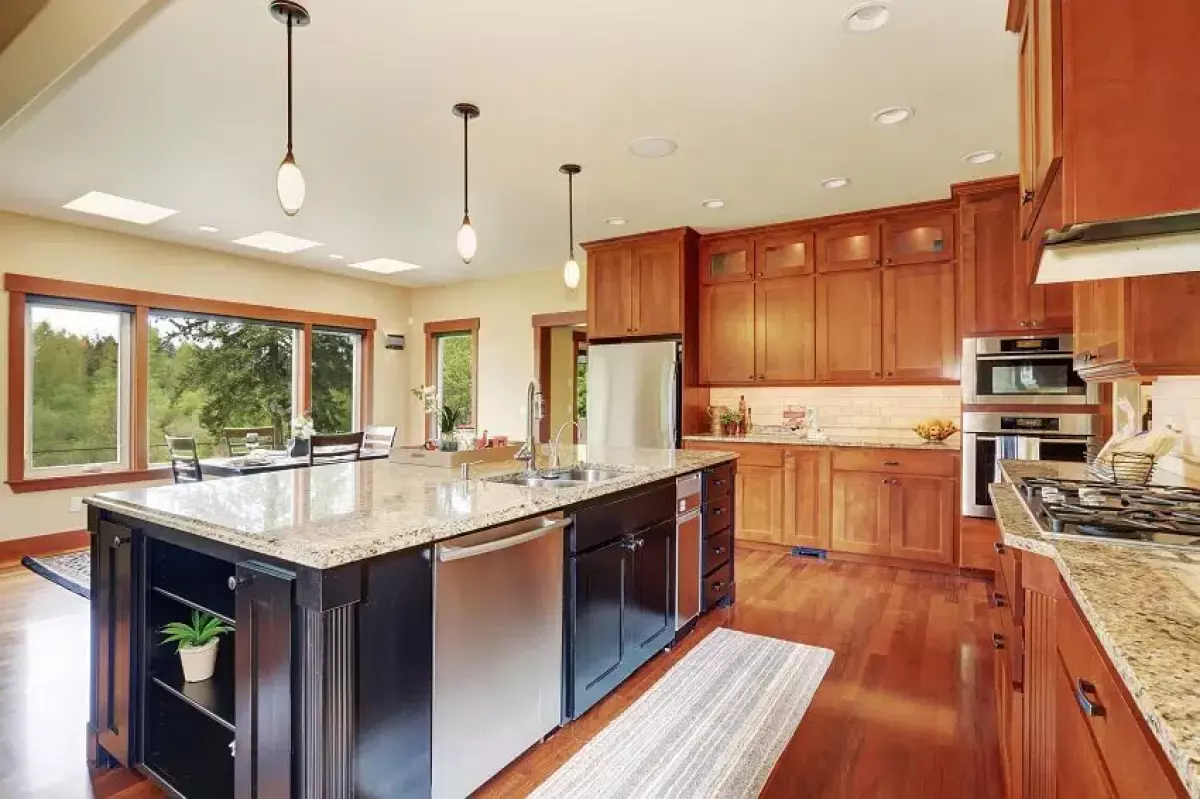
[626,519,675,661]
[569,538,629,717]
[92,519,137,766]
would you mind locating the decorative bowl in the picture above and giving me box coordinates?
[913,419,959,443]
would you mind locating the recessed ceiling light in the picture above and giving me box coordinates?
[845,2,891,33]
[701,199,725,210]
[328,253,345,260]
[232,231,322,254]
[348,258,422,274]
[198,225,220,233]
[872,106,914,125]
[605,217,628,226]
[629,137,678,158]
[963,149,1002,165]
[821,177,851,189]
[62,191,178,225]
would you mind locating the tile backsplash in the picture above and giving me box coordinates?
[708,386,961,443]
[1149,377,1200,481]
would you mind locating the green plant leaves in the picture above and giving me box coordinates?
[159,609,233,653]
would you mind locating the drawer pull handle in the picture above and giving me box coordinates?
[883,460,900,466]
[712,479,726,486]
[713,546,727,555]
[713,507,724,515]
[1075,679,1105,718]
[993,592,1007,608]
[992,633,1005,650]
[711,581,725,591]
[994,542,1007,555]
[109,535,127,549]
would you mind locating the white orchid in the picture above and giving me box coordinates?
[290,414,315,440]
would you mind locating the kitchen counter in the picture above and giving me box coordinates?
[85,445,737,569]
[683,432,960,451]
[990,461,1200,797]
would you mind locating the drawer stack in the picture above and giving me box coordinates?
[702,462,735,610]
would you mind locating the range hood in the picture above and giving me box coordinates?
[1036,211,1200,284]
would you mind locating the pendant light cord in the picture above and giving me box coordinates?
[568,172,575,259]
[463,114,470,218]
[286,12,294,154]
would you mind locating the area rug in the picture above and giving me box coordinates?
[21,550,90,599]
[530,628,834,799]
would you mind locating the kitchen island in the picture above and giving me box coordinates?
[85,446,738,799]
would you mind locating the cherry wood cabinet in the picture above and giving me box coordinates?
[584,229,694,340]
[887,475,955,564]
[699,282,755,384]
[1055,655,1117,798]
[784,449,826,550]
[883,262,957,382]
[1016,0,1062,236]
[829,470,891,556]
[755,231,815,279]
[882,210,955,266]
[817,222,881,272]
[1071,273,1200,381]
[755,275,815,382]
[816,268,883,382]
[699,237,754,284]
[734,464,785,544]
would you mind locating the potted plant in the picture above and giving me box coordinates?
[289,412,315,457]
[438,405,463,451]
[719,407,741,436]
[160,610,234,683]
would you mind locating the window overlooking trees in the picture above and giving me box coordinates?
[434,333,473,430]
[148,313,297,462]
[312,329,360,434]
[27,301,130,472]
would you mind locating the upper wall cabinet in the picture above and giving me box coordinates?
[817,222,881,272]
[755,231,815,279]
[585,229,696,340]
[699,237,754,284]
[882,211,955,267]
[1009,0,1200,270]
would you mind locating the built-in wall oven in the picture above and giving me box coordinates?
[962,335,1099,405]
[962,412,1098,518]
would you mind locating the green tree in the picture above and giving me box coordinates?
[30,321,119,467]
[437,334,472,425]
[312,331,355,433]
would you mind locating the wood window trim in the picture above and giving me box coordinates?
[5,274,377,493]
[423,318,480,440]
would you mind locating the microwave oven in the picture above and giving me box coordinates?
[962,335,1100,406]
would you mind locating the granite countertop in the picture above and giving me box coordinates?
[990,461,1200,797]
[86,446,737,570]
[683,432,961,452]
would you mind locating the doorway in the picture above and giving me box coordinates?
[532,311,587,444]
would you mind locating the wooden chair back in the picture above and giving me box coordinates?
[223,426,276,456]
[308,432,365,466]
[363,425,397,454]
[166,436,203,483]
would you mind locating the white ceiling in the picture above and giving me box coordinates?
[0,0,1018,287]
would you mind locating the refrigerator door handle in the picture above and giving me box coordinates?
[666,358,679,449]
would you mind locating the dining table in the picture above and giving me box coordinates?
[199,448,389,478]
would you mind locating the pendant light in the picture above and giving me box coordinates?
[560,164,582,289]
[452,103,480,263]
[269,1,310,216]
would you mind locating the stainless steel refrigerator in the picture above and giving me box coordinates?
[586,340,682,449]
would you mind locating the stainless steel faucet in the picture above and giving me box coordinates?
[515,379,544,474]
[549,420,582,469]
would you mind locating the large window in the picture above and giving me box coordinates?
[312,328,360,434]
[423,319,478,440]
[6,273,376,491]
[26,300,131,473]
[148,313,298,461]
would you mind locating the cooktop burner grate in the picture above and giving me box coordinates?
[1018,476,1200,547]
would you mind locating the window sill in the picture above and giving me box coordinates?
[6,468,172,494]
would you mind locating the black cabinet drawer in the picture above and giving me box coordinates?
[705,463,732,500]
[704,560,733,611]
[704,528,732,575]
[706,493,731,534]
[571,482,675,553]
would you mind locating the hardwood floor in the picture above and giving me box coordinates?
[1,548,1001,798]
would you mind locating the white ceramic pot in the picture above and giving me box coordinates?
[179,638,219,683]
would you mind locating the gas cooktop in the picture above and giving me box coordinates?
[1018,477,1200,548]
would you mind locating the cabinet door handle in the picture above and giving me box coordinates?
[228,575,251,591]
[871,259,881,266]
[885,257,893,265]
[712,479,726,486]
[881,478,890,484]
[757,374,765,380]
[993,633,1005,650]
[994,542,1007,555]
[712,507,724,515]
[1021,190,1035,204]
[882,460,900,466]
[993,591,1007,608]
[109,535,127,549]
[1075,679,1105,717]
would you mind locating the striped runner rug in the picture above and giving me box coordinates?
[531,627,834,798]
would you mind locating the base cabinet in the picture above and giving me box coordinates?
[829,471,890,556]
[735,464,785,544]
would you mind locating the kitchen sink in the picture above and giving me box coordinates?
[489,466,626,489]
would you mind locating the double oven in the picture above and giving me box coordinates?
[962,335,1100,518]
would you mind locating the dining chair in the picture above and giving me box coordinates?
[223,426,276,456]
[165,435,203,483]
[363,425,397,454]
[308,432,365,466]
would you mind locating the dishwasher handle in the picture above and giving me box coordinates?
[438,517,571,562]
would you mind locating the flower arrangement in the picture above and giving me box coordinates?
[290,412,315,441]
[913,419,959,443]
[413,385,464,451]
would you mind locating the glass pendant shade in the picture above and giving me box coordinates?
[563,257,581,289]
[276,151,305,216]
[456,215,477,263]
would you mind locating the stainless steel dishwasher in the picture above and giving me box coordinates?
[675,472,702,631]
[432,513,569,799]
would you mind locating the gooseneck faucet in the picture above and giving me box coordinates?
[515,379,544,474]
[549,420,583,469]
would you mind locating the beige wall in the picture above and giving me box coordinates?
[1150,377,1200,482]
[709,385,963,444]
[547,326,577,436]
[0,211,412,541]
[406,267,586,444]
